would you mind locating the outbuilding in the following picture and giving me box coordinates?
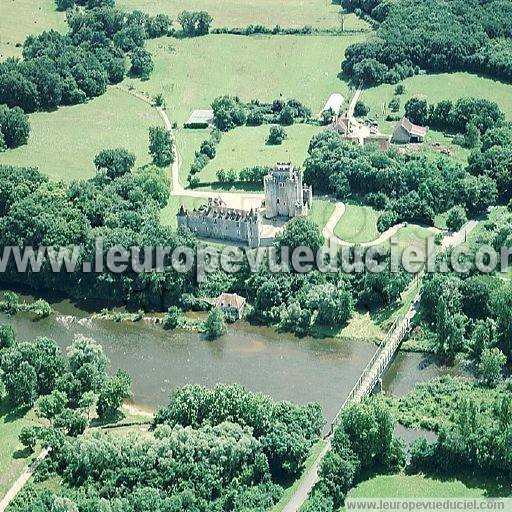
[392,117,427,143]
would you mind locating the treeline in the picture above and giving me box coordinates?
[10,383,324,512]
[211,95,311,131]
[239,217,411,335]
[0,5,170,114]
[341,0,512,84]
[0,150,200,310]
[0,325,131,438]
[303,131,496,229]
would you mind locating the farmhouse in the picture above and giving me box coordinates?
[213,293,247,319]
[392,117,428,143]
[263,163,312,219]
[177,198,262,247]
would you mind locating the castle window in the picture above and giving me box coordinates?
[277,199,280,204]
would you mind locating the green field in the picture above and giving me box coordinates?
[194,124,321,186]
[0,0,66,49]
[0,87,162,181]
[334,203,381,243]
[343,473,507,504]
[389,224,435,252]
[0,401,42,497]
[124,33,367,125]
[117,0,369,30]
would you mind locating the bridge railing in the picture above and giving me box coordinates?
[328,311,413,437]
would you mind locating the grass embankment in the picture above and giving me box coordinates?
[0,88,161,181]
[0,0,66,62]
[334,203,381,243]
[343,473,503,504]
[117,0,369,30]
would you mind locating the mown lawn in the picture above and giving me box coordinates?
[0,87,161,181]
[310,199,336,232]
[343,473,507,504]
[117,0,366,30]
[124,33,368,125]
[0,401,43,498]
[0,0,66,49]
[334,203,381,243]
[194,124,321,187]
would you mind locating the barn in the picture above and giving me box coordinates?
[392,117,428,144]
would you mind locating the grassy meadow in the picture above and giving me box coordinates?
[194,124,321,186]
[117,0,369,30]
[124,33,367,125]
[0,88,161,181]
[0,0,66,49]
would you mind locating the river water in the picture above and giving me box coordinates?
[0,291,466,426]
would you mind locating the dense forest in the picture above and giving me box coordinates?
[342,0,512,84]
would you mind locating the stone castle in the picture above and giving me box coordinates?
[263,163,312,219]
[177,198,262,248]
[177,163,312,247]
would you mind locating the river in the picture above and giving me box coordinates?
[0,291,467,427]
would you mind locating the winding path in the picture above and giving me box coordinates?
[322,201,439,247]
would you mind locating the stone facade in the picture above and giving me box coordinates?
[176,198,261,248]
[263,163,312,219]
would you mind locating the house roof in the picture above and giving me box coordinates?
[396,117,427,137]
[185,109,214,126]
[213,293,247,310]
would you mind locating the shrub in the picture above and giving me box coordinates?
[267,125,287,145]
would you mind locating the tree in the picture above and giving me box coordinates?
[267,125,287,145]
[199,139,216,159]
[93,148,136,179]
[445,205,467,232]
[177,11,213,36]
[388,97,400,112]
[130,48,154,79]
[479,347,506,386]
[305,284,354,326]
[320,107,335,125]
[148,126,174,167]
[464,123,481,148]
[275,217,324,256]
[405,97,428,125]
[204,308,226,340]
[395,84,406,95]
[0,105,30,148]
[163,306,181,329]
[19,426,40,452]
[37,389,67,422]
[211,96,247,131]
[0,324,15,349]
[97,369,132,418]
[67,336,109,394]
[353,100,369,117]
[78,391,96,421]
[278,105,295,126]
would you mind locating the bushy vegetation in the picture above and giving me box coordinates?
[405,378,512,479]
[303,131,495,229]
[341,0,512,85]
[212,96,311,131]
[0,105,30,150]
[312,398,405,509]
[0,2,169,115]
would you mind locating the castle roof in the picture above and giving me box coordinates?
[179,197,260,222]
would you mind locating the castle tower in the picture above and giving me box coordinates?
[264,163,312,219]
